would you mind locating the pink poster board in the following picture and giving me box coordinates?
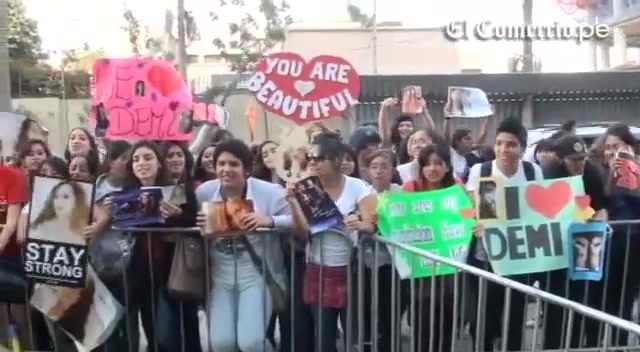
[91,58,193,141]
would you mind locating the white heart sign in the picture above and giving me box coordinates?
[294,80,316,97]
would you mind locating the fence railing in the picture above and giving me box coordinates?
[5,221,640,352]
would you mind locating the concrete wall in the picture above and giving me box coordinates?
[10,96,353,155]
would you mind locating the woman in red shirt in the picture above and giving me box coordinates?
[401,138,481,352]
[0,163,31,349]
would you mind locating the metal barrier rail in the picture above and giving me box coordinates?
[5,222,640,351]
[372,237,640,335]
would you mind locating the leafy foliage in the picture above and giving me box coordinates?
[123,9,142,56]
[346,4,373,28]
[8,0,43,63]
[206,0,291,107]
[211,0,292,72]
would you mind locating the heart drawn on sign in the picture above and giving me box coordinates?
[294,80,316,97]
[247,52,360,125]
[460,208,475,219]
[574,195,591,209]
[525,181,572,219]
[147,65,183,97]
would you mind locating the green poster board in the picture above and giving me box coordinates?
[377,185,476,279]
[481,176,586,276]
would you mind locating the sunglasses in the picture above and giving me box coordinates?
[307,153,328,162]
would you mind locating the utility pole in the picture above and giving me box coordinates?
[176,0,187,77]
[522,0,533,72]
[372,0,378,74]
[0,0,11,111]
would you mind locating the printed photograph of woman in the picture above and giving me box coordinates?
[477,178,500,221]
[573,232,604,271]
[137,191,158,216]
[202,199,254,236]
[28,177,93,246]
[446,87,472,117]
[30,267,123,351]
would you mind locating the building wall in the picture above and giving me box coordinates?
[9,97,353,155]
[283,27,464,75]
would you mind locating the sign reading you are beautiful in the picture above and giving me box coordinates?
[246,52,360,124]
[91,58,193,141]
[482,176,587,276]
[377,185,476,279]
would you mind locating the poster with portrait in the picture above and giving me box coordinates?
[161,184,187,205]
[401,85,423,115]
[24,176,95,288]
[202,199,254,237]
[476,177,504,222]
[445,86,492,118]
[568,221,609,281]
[273,125,310,182]
[30,266,124,352]
[294,176,343,234]
[110,187,164,228]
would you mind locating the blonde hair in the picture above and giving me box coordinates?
[31,180,90,234]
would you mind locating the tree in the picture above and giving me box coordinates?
[211,0,292,73]
[346,3,373,28]
[8,0,43,63]
[205,0,291,106]
[9,0,49,97]
[63,46,106,72]
[123,8,143,56]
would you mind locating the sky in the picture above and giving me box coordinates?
[23,0,600,72]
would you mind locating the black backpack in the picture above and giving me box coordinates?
[479,160,535,181]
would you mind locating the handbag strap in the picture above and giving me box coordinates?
[220,183,279,287]
[237,236,279,287]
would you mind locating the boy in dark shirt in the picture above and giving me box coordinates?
[541,134,608,349]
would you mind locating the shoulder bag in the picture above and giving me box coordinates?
[167,234,206,302]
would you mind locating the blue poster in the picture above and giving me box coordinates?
[568,221,609,281]
[111,187,164,228]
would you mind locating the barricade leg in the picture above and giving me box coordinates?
[279,251,314,352]
[311,305,346,352]
[360,264,395,352]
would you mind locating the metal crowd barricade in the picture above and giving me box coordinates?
[5,221,640,351]
[356,225,640,352]
[108,225,285,352]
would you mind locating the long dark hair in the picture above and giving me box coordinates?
[100,140,131,174]
[15,118,44,154]
[194,144,217,183]
[56,280,96,342]
[18,140,51,167]
[124,141,171,188]
[343,145,360,178]
[253,140,278,182]
[415,137,456,190]
[605,123,640,155]
[160,141,194,184]
[390,115,413,146]
[64,128,99,163]
[37,156,69,178]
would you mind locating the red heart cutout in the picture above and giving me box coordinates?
[525,181,572,219]
[147,64,183,97]
[460,208,475,219]
[574,195,591,209]
[248,52,360,125]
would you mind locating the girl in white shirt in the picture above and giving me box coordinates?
[287,135,376,352]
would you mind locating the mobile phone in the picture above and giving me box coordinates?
[616,150,634,160]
